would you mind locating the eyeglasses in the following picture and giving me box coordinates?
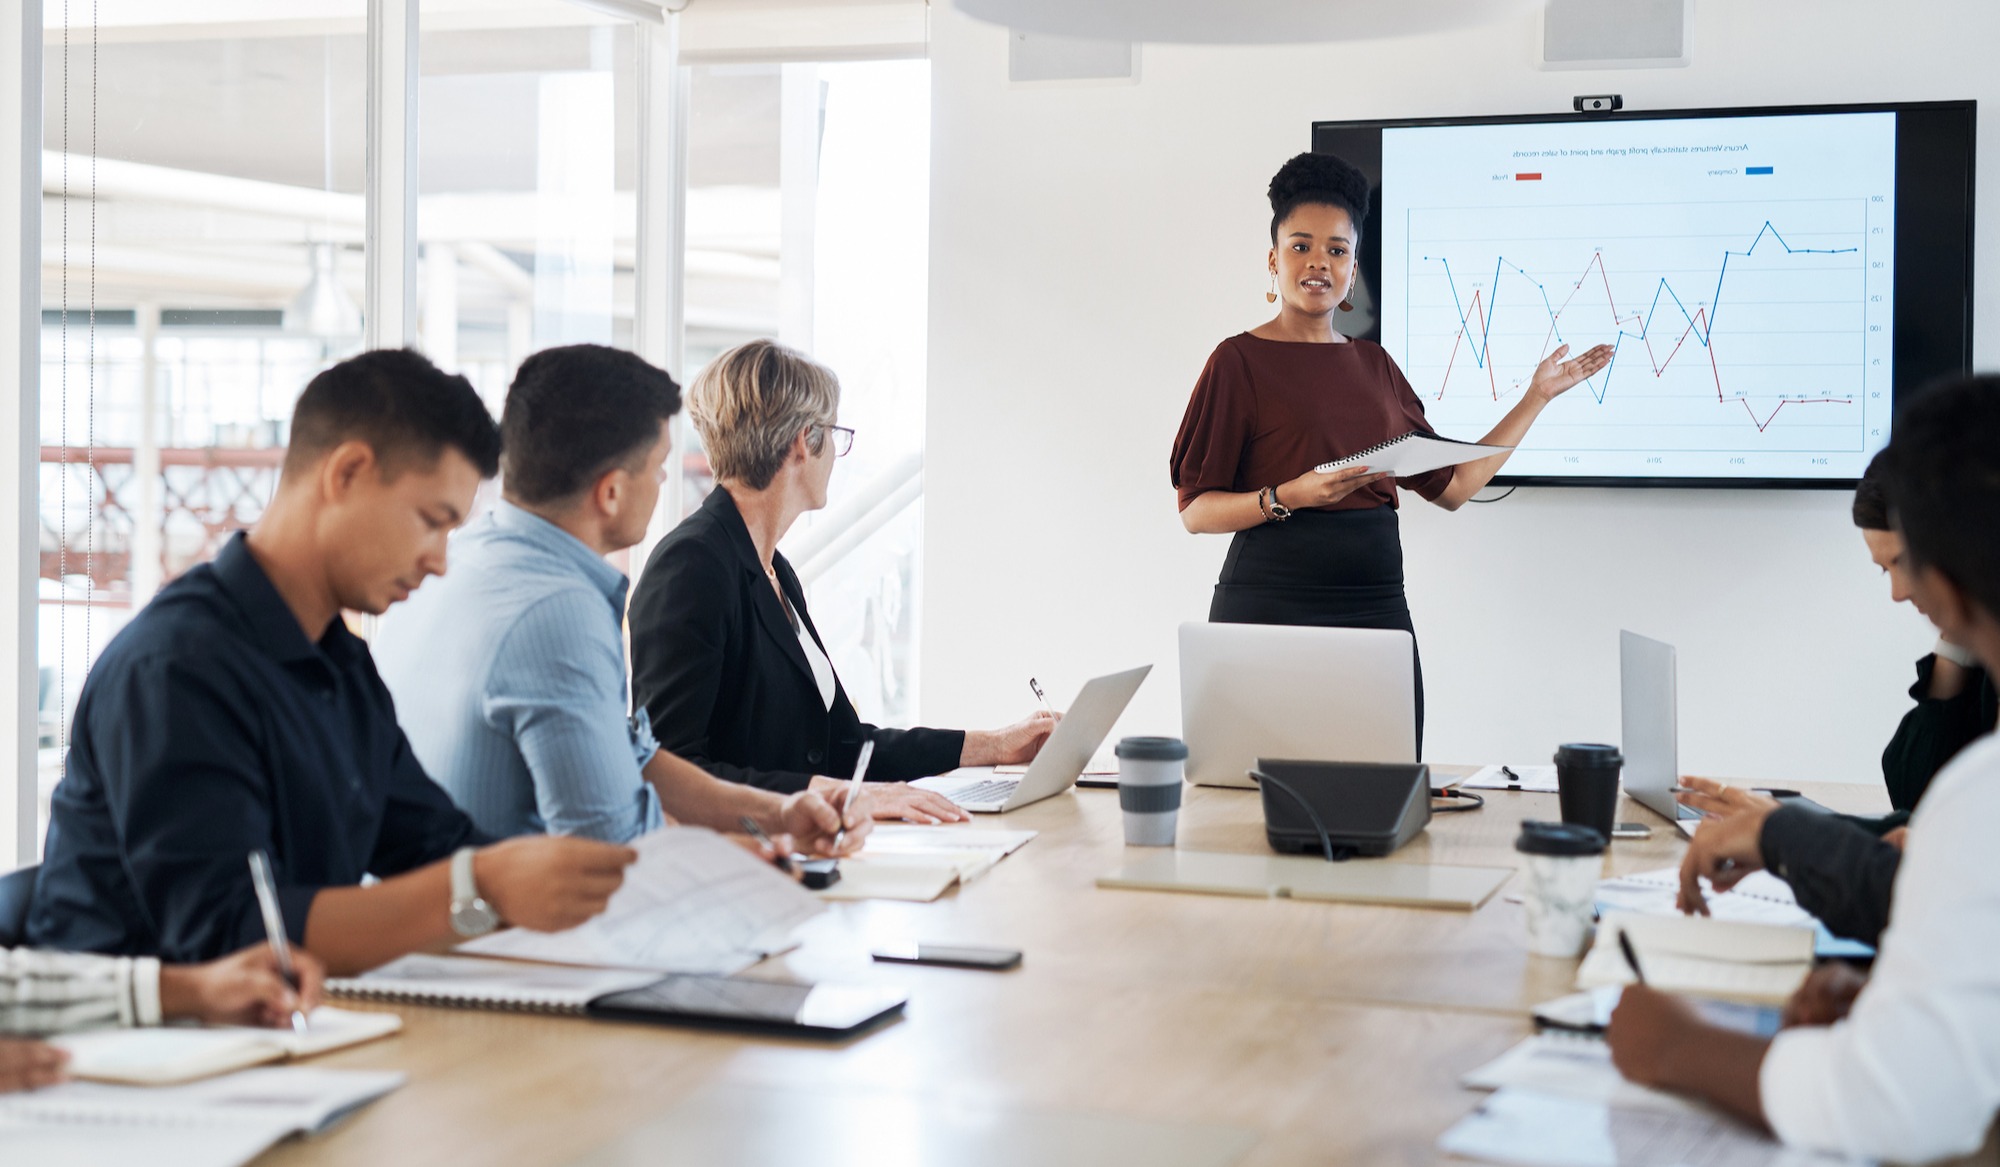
[820,425,855,458]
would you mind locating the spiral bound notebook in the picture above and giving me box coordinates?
[0,1066,405,1167]
[327,954,662,1014]
[1313,431,1512,477]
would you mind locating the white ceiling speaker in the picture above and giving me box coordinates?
[1542,0,1692,69]
[956,0,1539,45]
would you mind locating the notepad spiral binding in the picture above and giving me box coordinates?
[325,982,588,1015]
[0,1104,236,1128]
[1317,433,1413,472]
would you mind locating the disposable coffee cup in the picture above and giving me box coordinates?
[1116,736,1187,846]
[1553,742,1624,842]
[1515,820,1607,957]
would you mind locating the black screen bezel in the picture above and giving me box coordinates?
[1309,100,1976,490]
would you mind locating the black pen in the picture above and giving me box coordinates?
[1617,929,1648,985]
[1028,677,1055,718]
[737,815,793,873]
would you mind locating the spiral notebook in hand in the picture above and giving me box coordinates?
[1314,432,1512,477]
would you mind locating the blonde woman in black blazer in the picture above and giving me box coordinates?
[629,340,1055,823]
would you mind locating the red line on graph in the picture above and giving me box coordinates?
[1739,397,1850,433]
[1436,291,1502,402]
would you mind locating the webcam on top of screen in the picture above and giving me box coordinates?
[1573,95,1624,114]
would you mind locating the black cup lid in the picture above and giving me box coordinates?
[1515,820,1606,856]
[1115,736,1188,762]
[1553,742,1624,767]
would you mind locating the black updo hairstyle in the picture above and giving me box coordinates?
[1268,151,1371,243]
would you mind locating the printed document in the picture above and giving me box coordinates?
[458,827,823,974]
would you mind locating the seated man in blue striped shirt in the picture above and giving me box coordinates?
[377,344,867,856]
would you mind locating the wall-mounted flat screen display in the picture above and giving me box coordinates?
[1312,101,1974,488]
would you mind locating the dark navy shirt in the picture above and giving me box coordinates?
[27,532,485,962]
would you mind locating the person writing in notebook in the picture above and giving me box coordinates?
[27,350,635,976]
[1607,374,2000,1164]
[1171,152,1612,753]
[629,340,1055,819]
[1665,451,1998,947]
[0,942,325,1092]
[375,344,869,853]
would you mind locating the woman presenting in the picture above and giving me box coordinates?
[1171,152,1612,751]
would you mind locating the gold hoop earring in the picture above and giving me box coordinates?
[1338,281,1355,312]
[1266,273,1278,304]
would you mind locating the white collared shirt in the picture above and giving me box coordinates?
[789,603,838,711]
[1760,732,2000,1162]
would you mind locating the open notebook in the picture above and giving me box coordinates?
[1577,911,1814,1005]
[50,1006,402,1086]
[816,825,1042,903]
[0,1066,404,1167]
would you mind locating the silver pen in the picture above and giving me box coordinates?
[247,850,310,1037]
[833,740,875,853]
[1028,677,1055,718]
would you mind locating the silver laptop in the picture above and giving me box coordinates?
[1179,622,1416,789]
[911,665,1151,813]
[1620,630,1700,827]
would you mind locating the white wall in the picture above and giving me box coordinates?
[920,0,1999,786]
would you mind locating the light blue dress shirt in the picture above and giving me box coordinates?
[375,501,662,842]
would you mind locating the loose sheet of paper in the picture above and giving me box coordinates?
[458,827,823,974]
[1458,765,1561,793]
[1439,1088,1872,1167]
[1462,1035,1710,1117]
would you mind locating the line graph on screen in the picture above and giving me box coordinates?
[1402,198,1873,453]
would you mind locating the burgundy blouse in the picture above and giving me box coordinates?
[1171,332,1453,512]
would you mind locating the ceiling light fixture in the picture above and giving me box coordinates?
[284,242,364,339]
[955,0,1536,45]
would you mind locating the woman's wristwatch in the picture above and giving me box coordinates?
[1264,485,1292,522]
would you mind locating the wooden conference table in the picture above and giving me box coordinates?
[269,773,1887,1167]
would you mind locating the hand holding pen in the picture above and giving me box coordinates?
[246,851,317,1035]
[1029,677,1055,718]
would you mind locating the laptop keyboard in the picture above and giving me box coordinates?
[946,778,1019,806]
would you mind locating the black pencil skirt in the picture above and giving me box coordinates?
[1208,504,1424,757]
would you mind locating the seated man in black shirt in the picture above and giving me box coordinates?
[27,350,636,975]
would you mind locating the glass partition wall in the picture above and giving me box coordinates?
[28,4,930,854]
[39,12,371,834]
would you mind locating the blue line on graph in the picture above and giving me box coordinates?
[1420,220,1857,402]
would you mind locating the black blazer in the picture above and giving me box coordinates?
[629,487,964,794]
